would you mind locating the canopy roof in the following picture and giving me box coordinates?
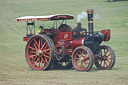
[17,14,74,22]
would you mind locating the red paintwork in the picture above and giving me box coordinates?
[101,29,110,41]
[72,37,84,49]
[60,32,72,40]
[38,29,60,43]
[53,30,60,43]
[23,37,29,41]
[24,27,111,58]
[56,41,73,55]
[39,28,86,56]
[39,27,87,55]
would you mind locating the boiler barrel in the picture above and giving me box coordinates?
[72,37,84,49]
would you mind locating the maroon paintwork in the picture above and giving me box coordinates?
[101,29,110,41]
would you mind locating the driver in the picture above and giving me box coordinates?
[39,26,44,30]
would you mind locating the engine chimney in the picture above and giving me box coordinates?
[77,22,82,30]
[87,9,94,36]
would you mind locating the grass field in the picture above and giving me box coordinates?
[0,0,128,85]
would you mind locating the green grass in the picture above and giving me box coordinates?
[0,0,128,85]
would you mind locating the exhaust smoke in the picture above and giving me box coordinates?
[77,11,87,23]
[77,11,99,23]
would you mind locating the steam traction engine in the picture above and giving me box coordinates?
[17,9,116,72]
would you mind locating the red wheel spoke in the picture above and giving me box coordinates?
[75,53,81,58]
[33,43,37,49]
[45,57,48,64]
[29,47,37,51]
[30,54,36,58]
[33,39,39,48]
[80,50,84,57]
[43,54,50,59]
[41,57,46,65]
[77,60,80,63]
[44,44,48,50]
[75,57,80,60]
[106,59,111,65]
[33,61,36,66]
[75,53,79,56]
[33,56,37,61]
[35,58,39,64]
[84,60,88,64]
[40,60,43,67]
[38,39,41,48]
[104,50,108,56]
[84,53,87,58]
[104,61,109,67]
[43,49,50,52]
[84,55,89,60]
[77,54,81,58]
[41,42,46,49]
[80,62,84,68]
[30,51,36,54]
[107,54,111,57]
[45,52,50,55]
[105,57,112,60]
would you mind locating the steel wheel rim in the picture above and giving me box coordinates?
[72,48,91,71]
[95,46,112,70]
[26,35,51,70]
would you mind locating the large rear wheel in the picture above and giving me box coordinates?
[72,46,93,72]
[25,35,55,70]
[94,45,116,70]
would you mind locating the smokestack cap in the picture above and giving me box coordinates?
[87,9,94,14]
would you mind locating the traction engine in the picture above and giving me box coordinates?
[17,9,116,72]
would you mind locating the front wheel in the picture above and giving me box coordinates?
[94,45,116,70]
[72,46,94,72]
